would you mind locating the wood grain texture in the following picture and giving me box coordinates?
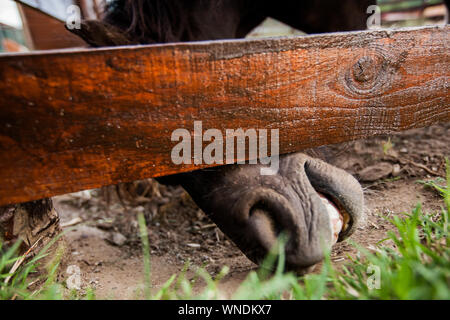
[0,26,449,206]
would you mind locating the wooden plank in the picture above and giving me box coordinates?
[381,4,448,25]
[378,0,443,12]
[0,26,449,206]
[17,2,86,50]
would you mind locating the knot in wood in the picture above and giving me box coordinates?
[343,51,393,98]
[352,57,376,83]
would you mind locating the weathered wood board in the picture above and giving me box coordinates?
[0,26,449,206]
[17,2,87,50]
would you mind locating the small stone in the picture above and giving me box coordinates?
[358,162,394,182]
[96,220,114,230]
[392,164,401,176]
[134,206,145,213]
[106,232,127,246]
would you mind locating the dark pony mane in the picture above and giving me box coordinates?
[104,0,225,44]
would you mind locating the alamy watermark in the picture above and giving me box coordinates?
[367,5,382,30]
[171,121,279,175]
[66,5,81,30]
[367,264,381,290]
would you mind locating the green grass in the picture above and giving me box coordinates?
[0,230,96,300]
[1,160,449,300]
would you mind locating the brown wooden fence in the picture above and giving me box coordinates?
[0,25,448,206]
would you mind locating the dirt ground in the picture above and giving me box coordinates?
[50,123,449,299]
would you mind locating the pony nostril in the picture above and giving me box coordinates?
[248,208,278,252]
[249,201,284,235]
[248,207,326,270]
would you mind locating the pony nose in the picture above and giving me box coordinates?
[237,188,333,271]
